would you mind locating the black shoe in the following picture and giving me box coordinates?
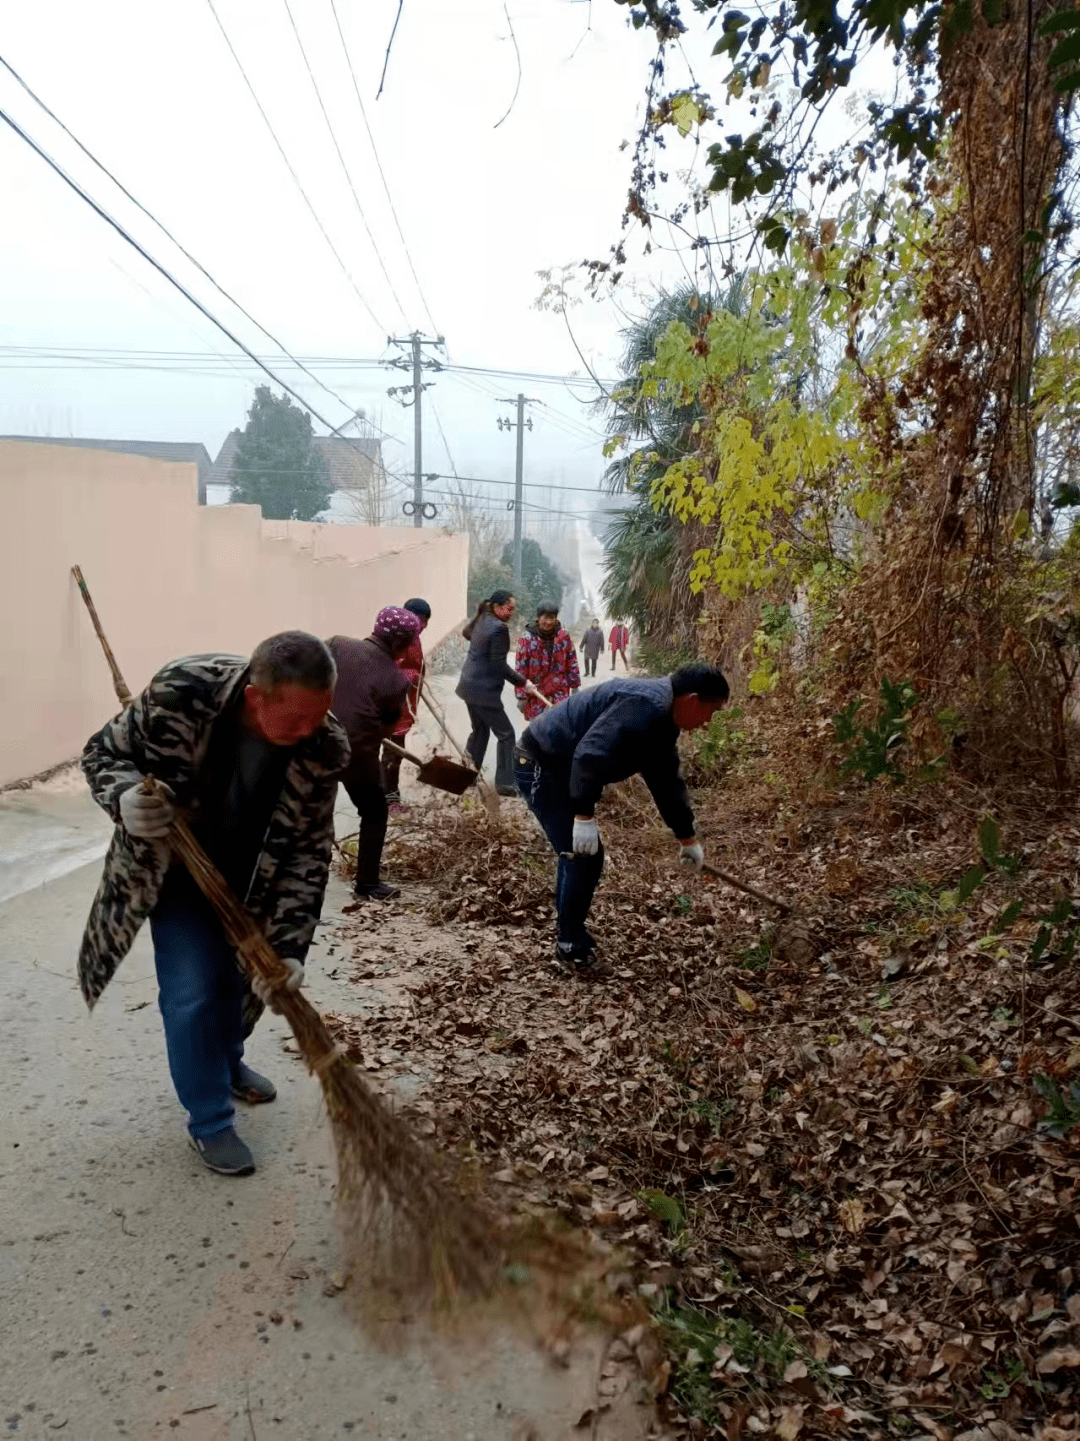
[495,784,519,798]
[354,881,400,901]
[189,1126,255,1176]
[230,1063,276,1105]
[551,939,604,977]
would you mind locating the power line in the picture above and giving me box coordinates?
[0,51,398,440]
[204,0,386,335]
[430,402,459,478]
[0,342,618,388]
[0,103,396,455]
[204,465,611,496]
[281,0,409,326]
[328,0,440,335]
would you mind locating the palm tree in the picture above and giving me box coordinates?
[599,279,748,649]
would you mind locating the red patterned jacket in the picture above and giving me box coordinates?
[391,636,424,739]
[514,624,581,721]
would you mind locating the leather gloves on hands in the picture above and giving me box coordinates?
[572,817,600,856]
[251,955,305,1011]
[679,841,704,873]
[118,783,175,839]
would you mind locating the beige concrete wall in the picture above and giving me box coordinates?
[0,441,468,786]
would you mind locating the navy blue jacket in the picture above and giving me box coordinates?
[456,611,527,706]
[519,677,695,838]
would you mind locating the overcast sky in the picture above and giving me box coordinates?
[0,2,891,527]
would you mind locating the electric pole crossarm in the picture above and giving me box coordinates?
[495,395,539,591]
[386,331,445,526]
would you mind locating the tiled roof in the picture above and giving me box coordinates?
[0,436,212,502]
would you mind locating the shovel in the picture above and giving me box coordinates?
[382,739,478,796]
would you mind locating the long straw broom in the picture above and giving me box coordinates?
[73,566,496,1295]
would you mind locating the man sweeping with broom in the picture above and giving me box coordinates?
[78,631,349,1177]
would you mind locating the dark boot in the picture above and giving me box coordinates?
[494,734,517,793]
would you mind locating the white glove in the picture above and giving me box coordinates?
[572,817,600,855]
[679,841,704,873]
[251,955,304,1011]
[118,782,175,839]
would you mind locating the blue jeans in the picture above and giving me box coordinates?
[149,867,246,1139]
[515,755,604,948]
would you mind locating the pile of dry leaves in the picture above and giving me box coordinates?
[327,755,1080,1441]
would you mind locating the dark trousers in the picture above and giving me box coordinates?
[381,742,403,798]
[464,701,516,788]
[149,866,246,1139]
[515,754,604,947]
[583,654,598,677]
[611,648,628,670]
[341,751,388,889]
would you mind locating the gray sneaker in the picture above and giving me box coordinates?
[189,1126,255,1176]
[231,1063,277,1105]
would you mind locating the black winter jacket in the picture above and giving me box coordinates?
[327,635,408,754]
[519,676,695,838]
[455,611,526,706]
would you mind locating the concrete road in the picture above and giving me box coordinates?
[0,859,656,1439]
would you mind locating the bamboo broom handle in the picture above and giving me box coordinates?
[71,565,132,706]
[701,860,794,914]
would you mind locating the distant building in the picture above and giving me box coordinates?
[0,436,212,504]
[207,429,388,524]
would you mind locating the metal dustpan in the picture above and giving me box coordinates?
[382,740,478,795]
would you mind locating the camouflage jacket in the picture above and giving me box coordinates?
[78,653,351,1029]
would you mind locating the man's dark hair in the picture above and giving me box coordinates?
[536,600,559,617]
[404,597,431,619]
[250,631,336,693]
[671,662,729,702]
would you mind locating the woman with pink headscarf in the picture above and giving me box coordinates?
[327,606,423,901]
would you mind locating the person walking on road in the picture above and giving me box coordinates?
[515,663,729,975]
[580,619,604,678]
[457,590,544,796]
[381,597,430,811]
[609,621,630,671]
[514,600,580,722]
[328,607,423,903]
[79,631,347,1177]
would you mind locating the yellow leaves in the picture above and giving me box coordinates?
[670,92,705,138]
[734,986,757,1012]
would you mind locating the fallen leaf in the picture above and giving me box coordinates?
[776,1405,805,1440]
[1036,1346,1080,1374]
[838,1198,867,1235]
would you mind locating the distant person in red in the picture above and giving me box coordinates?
[382,597,430,811]
[609,621,630,671]
[514,600,580,721]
